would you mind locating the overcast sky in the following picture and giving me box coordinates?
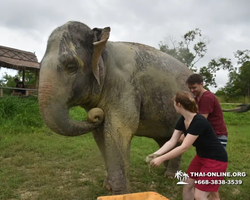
[0,0,249,92]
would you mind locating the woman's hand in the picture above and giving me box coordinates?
[145,154,160,164]
[150,156,164,167]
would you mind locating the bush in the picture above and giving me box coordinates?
[0,96,44,134]
[0,96,87,135]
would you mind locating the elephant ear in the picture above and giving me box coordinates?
[92,27,110,85]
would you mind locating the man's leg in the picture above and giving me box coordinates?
[194,188,210,200]
[183,178,195,200]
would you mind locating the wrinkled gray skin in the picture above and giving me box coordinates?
[222,103,250,113]
[38,21,192,194]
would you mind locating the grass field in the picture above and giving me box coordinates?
[0,97,249,200]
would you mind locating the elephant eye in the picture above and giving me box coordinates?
[66,64,78,74]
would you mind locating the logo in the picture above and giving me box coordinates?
[175,170,189,185]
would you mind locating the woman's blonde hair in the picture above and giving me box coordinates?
[174,91,198,113]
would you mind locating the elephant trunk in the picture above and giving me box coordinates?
[38,83,104,136]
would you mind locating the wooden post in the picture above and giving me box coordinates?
[0,89,3,97]
[22,68,25,85]
[35,69,39,95]
[35,69,39,88]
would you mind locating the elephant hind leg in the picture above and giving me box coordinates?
[164,154,182,178]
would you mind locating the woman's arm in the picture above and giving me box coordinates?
[150,133,198,167]
[153,129,183,155]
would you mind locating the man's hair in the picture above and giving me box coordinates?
[186,74,203,85]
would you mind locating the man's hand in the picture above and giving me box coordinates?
[178,134,185,143]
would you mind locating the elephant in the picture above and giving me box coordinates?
[222,103,250,113]
[38,21,192,194]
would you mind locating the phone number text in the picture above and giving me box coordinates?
[195,180,242,185]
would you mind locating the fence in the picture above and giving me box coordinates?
[0,86,38,97]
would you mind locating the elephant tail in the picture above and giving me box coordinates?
[222,103,250,113]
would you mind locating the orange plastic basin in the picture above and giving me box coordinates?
[97,191,170,200]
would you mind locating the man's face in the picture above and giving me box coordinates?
[188,83,203,97]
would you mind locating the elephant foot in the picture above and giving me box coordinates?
[164,170,175,179]
[102,180,126,194]
[102,174,128,195]
[103,177,112,191]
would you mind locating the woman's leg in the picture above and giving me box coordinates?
[209,191,220,200]
[194,188,210,200]
[184,155,202,200]
[183,178,195,200]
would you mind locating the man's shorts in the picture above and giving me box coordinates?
[218,135,228,149]
[187,155,228,192]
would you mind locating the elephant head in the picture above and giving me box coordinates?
[222,103,250,113]
[38,21,110,136]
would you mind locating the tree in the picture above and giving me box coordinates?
[234,50,250,65]
[0,73,17,95]
[158,29,248,91]
[1,70,36,85]
[199,66,216,89]
[159,28,224,88]
[199,57,234,88]
[238,61,250,97]
[216,50,250,98]
[159,28,209,71]
[221,70,242,98]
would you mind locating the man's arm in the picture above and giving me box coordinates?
[201,113,208,119]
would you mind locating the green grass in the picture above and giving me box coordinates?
[217,96,250,103]
[0,97,249,200]
[221,103,250,125]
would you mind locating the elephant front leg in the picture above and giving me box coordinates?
[93,127,130,193]
[104,128,132,194]
[103,112,139,194]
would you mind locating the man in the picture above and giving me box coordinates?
[186,73,228,200]
[12,78,25,96]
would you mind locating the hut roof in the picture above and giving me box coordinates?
[0,45,39,70]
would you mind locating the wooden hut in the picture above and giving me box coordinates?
[0,45,40,96]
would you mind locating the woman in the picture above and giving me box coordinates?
[148,91,228,200]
